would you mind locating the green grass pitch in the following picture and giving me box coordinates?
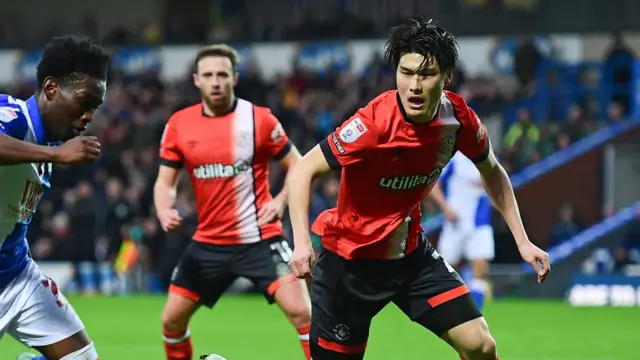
[2,295,638,359]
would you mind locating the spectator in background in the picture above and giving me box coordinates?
[603,31,636,116]
[467,81,505,117]
[549,203,584,248]
[514,34,543,90]
[605,102,624,124]
[563,104,588,142]
[503,108,540,169]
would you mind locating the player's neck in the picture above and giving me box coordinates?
[202,95,236,117]
[35,92,55,138]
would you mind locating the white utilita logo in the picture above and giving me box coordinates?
[193,160,250,179]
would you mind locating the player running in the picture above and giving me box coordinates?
[0,37,108,360]
[155,45,312,360]
[288,18,550,360]
[429,151,495,310]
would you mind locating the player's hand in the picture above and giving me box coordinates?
[158,208,183,232]
[518,241,550,284]
[443,205,459,223]
[52,136,101,164]
[257,198,286,226]
[289,241,316,280]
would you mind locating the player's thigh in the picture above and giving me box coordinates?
[393,244,482,339]
[8,275,88,354]
[310,248,391,357]
[232,236,301,304]
[463,226,495,263]
[168,241,237,310]
[436,226,465,265]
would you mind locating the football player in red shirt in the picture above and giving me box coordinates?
[155,45,311,360]
[288,18,550,360]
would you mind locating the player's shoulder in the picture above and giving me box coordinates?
[0,95,27,119]
[0,95,30,138]
[167,103,203,126]
[354,90,400,129]
[248,100,277,122]
[441,90,474,123]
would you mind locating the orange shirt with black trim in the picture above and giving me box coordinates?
[312,90,490,260]
[159,98,291,245]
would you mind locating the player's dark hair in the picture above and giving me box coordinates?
[36,36,110,90]
[384,17,458,73]
[194,44,239,73]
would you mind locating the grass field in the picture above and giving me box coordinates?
[3,295,638,360]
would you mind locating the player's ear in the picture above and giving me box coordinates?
[444,69,453,87]
[233,72,239,86]
[42,77,59,101]
[192,73,199,87]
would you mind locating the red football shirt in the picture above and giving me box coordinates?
[159,98,291,245]
[312,90,489,260]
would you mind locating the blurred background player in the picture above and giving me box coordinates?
[154,45,312,360]
[288,17,550,360]
[0,36,108,360]
[429,149,495,310]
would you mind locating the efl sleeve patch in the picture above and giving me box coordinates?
[338,117,368,144]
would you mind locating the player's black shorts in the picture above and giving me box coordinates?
[309,236,482,357]
[170,236,295,308]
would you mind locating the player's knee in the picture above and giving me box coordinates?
[463,335,497,360]
[161,308,190,333]
[284,302,311,327]
[60,341,98,360]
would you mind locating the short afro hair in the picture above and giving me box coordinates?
[36,36,110,90]
[384,17,459,73]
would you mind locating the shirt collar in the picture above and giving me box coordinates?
[26,95,58,145]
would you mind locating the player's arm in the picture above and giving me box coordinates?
[0,109,98,165]
[287,145,333,250]
[155,119,184,232]
[459,107,550,282]
[0,133,58,164]
[273,145,302,204]
[289,113,377,278]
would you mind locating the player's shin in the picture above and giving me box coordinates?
[296,325,312,359]
[468,278,489,310]
[469,260,490,310]
[163,329,193,360]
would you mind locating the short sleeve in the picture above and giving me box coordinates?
[261,111,292,161]
[457,107,490,164]
[0,106,28,139]
[319,108,378,169]
[159,117,184,168]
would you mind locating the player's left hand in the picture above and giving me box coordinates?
[257,198,286,226]
[518,241,550,284]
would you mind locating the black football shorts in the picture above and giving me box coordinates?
[309,236,482,358]
[170,235,296,307]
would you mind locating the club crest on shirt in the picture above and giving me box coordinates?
[0,107,18,123]
[270,123,285,143]
[339,117,367,143]
[439,135,454,154]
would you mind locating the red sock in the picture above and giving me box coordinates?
[296,324,312,360]
[163,329,193,360]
